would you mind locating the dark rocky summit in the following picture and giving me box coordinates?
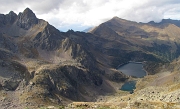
[16,8,38,29]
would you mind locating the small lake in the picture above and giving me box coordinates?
[118,62,146,78]
[120,81,136,92]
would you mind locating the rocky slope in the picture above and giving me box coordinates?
[1,8,180,108]
[64,17,180,108]
[67,58,180,109]
[0,8,128,108]
[90,17,180,63]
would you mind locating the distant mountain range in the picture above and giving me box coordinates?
[1,8,180,108]
[148,19,180,27]
[82,27,95,32]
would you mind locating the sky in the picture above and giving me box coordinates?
[1,0,180,32]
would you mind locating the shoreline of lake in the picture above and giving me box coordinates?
[117,61,148,78]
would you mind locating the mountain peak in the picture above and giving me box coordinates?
[8,11,17,16]
[24,7,32,12]
[111,16,126,20]
[112,16,119,19]
[16,8,38,30]
[110,16,134,24]
[22,7,37,19]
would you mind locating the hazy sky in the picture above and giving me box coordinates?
[1,0,180,31]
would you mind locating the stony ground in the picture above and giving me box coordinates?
[63,70,180,109]
[1,66,180,109]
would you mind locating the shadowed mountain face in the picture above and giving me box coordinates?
[90,17,180,64]
[1,8,180,108]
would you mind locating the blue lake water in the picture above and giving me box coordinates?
[118,62,146,78]
[120,81,136,92]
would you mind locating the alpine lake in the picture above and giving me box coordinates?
[118,62,146,93]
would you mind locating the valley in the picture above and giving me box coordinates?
[0,8,180,108]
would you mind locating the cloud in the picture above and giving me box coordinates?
[0,0,180,31]
[0,0,62,14]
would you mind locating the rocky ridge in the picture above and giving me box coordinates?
[0,8,127,108]
[90,17,180,63]
[1,8,180,108]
